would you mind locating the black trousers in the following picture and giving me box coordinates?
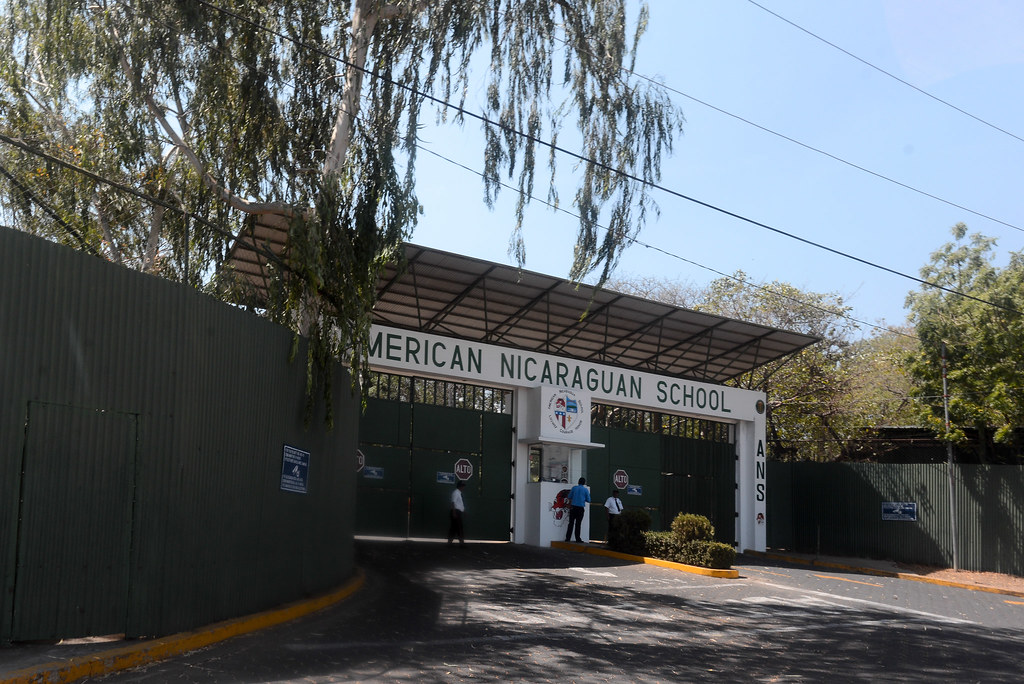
[565,505,585,541]
[448,509,464,543]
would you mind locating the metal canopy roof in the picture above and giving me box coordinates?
[374,244,820,384]
[222,226,819,383]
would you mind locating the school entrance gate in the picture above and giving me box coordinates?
[357,397,513,540]
[356,385,736,545]
[346,244,817,551]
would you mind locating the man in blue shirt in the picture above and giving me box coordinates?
[564,477,590,543]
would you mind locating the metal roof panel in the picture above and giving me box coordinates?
[372,244,820,383]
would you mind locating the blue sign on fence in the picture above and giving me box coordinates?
[881,501,918,521]
[363,466,384,480]
[437,471,456,484]
[280,445,310,494]
[625,484,643,496]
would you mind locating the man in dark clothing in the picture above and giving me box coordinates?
[564,477,590,543]
[448,480,466,546]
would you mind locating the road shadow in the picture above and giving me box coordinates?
[75,538,1024,682]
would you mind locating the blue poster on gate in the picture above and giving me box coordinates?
[280,445,310,494]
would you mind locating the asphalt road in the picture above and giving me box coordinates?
[83,539,1024,683]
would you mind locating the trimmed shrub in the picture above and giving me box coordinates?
[607,508,651,556]
[679,540,737,569]
[670,513,714,543]
[641,533,737,569]
[610,511,736,570]
[701,541,737,569]
[642,531,677,561]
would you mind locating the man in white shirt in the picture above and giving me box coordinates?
[448,480,466,546]
[604,489,623,532]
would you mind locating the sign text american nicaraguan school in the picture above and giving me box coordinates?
[367,325,762,420]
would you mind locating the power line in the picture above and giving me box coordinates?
[165,2,1002,332]
[0,131,282,273]
[0,160,99,255]
[191,0,1023,318]
[418,145,917,342]
[746,0,1024,145]
[617,65,1024,235]
[121,3,905,341]
[514,5,1019,236]
[7,3,1014,327]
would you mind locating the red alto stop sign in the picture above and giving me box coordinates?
[613,469,629,489]
[454,458,474,480]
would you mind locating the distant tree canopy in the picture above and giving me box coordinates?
[0,0,682,419]
[906,223,1024,456]
[608,272,862,460]
[694,275,860,461]
[842,328,918,429]
[610,241,1024,463]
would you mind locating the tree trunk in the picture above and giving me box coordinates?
[323,0,382,176]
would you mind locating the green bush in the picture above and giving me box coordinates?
[678,540,737,569]
[607,508,651,556]
[642,531,676,560]
[609,510,735,570]
[640,533,737,570]
[670,513,714,543]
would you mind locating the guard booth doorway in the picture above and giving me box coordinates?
[356,374,513,540]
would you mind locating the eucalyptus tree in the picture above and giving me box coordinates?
[0,0,681,415]
[906,223,1024,457]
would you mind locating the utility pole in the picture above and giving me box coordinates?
[941,342,959,571]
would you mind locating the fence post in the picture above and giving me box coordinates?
[941,342,959,571]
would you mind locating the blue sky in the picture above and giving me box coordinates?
[408,0,1024,335]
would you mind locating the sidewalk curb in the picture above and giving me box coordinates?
[551,541,740,579]
[2,570,365,684]
[744,550,1024,599]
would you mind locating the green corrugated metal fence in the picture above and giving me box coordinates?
[768,461,1024,576]
[660,434,736,545]
[13,403,137,640]
[357,399,513,540]
[1,227,359,643]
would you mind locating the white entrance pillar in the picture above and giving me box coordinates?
[735,414,767,553]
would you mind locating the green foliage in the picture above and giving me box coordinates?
[701,275,861,461]
[670,513,714,542]
[905,223,1024,456]
[606,272,863,461]
[843,328,919,428]
[1,0,681,423]
[607,508,650,556]
[682,540,736,569]
[641,532,736,569]
[641,530,675,560]
[647,513,735,569]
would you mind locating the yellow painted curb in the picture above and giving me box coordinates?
[744,551,1024,599]
[551,541,740,579]
[3,570,365,684]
